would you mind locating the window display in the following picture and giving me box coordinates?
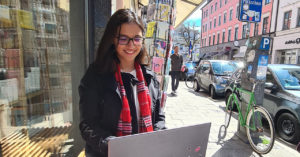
[0,0,72,156]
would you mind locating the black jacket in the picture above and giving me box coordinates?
[79,63,166,156]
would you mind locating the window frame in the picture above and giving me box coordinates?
[262,16,269,34]
[228,29,231,42]
[297,8,300,27]
[234,27,238,41]
[283,10,292,30]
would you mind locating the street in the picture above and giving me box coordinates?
[164,81,300,157]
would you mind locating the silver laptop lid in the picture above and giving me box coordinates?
[108,122,211,157]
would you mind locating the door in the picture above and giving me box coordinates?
[199,61,211,90]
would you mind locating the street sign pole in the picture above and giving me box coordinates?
[236,0,267,143]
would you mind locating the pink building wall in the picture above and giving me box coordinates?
[201,0,273,47]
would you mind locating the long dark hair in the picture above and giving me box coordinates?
[95,9,149,73]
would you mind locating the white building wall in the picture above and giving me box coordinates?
[271,0,300,64]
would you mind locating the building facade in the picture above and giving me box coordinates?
[200,0,274,60]
[272,0,300,64]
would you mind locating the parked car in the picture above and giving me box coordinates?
[193,60,238,98]
[180,61,198,80]
[225,64,300,143]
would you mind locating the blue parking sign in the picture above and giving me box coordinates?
[259,37,270,50]
[239,0,262,22]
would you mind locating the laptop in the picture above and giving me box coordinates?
[108,123,211,157]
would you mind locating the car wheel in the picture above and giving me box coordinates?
[277,113,300,143]
[210,86,217,99]
[193,80,200,92]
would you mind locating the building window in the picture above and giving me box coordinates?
[262,16,269,34]
[297,8,300,27]
[213,35,215,45]
[236,5,239,18]
[242,24,247,39]
[225,0,228,5]
[215,2,217,11]
[265,0,270,5]
[211,5,213,14]
[224,12,227,23]
[234,27,238,40]
[283,11,292,30]
[209,36,211,46]
[217,33,220,44]
[204,38,206,46]
[203,25,205,32]
[254,23,259,36]
[210,21,212,30]
[228,29,231,42]
[206,10,208,17]
[219,15,221,26]
[229,9,233,21]
[214,18,216,28]
[220,0,222,8]
[205,24,208,32]
[222,31,225,43]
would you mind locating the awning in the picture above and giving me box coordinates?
[139,0,204,28]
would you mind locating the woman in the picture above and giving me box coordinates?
[79,9,166,157]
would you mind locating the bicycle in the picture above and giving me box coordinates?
[225,79,275,154]
[185,72,194,89]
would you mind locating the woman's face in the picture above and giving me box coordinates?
[114,23,143,66]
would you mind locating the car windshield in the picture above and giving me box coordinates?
[273,68,300,90]
[211,62,236,76]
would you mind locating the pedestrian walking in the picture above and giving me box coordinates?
[170,46,183,95]
[78,9,166,157]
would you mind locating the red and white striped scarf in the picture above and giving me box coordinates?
[115,62,153,136]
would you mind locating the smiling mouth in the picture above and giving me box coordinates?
[124,50,136,54]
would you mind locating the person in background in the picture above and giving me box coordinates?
[78,9,166,157]
[170,46,183,95]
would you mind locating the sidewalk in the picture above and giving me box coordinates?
[164,82,300,157]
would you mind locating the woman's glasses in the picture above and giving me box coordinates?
[117,35,143,46]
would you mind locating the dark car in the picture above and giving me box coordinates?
[193,60,237,98]
[180,61,198,80]
[225,64,300,143]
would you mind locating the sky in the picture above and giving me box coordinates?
[184,7,202,27]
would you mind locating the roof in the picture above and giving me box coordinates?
[140,0,205,28]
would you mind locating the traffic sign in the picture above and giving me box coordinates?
[239,0,262,22]
[259,37,270,50]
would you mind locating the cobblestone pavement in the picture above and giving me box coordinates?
[164,82,299,157]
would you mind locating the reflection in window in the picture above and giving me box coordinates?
[274,68,300,90]
[283,11,292,30]
[0,0,72,156]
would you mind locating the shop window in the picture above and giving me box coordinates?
[283,11,291,30]
[0,0,73,156]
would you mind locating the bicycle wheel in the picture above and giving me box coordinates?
[246,106,275,154]
[185,75,194,89]
[225,94,234,128]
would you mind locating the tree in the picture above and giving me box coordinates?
[181,21,201,49]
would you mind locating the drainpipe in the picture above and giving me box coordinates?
[269,0,280,63]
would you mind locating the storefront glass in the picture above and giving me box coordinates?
[0,0,73,156]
